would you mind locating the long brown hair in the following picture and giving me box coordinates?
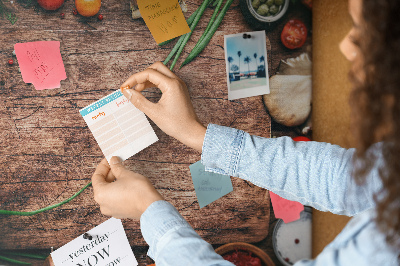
[350,0,400,250]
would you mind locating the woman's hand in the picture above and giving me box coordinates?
[91,157,164,220]
[120,62,206,152]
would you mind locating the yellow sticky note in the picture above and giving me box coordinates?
[137,0,191,44]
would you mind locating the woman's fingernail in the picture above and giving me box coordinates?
[120,85,130,92]
[110,156,122,165]
[124,89,133,100]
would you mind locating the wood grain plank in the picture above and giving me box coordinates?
[0,0,273,249]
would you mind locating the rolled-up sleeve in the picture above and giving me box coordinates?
[201,124,383,216]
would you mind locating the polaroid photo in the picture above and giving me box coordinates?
[224,30,270,100]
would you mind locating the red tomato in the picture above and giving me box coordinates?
[37,0,64,10]
[293,136,311,142]
[281,19,308,49]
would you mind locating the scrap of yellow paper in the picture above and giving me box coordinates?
[137,0,191,44]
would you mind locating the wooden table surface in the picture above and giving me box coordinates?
[0,0,311,264]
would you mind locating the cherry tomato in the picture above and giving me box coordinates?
[281,19,308,49]
[75,0,101,17]
[8,59,13,65]
[37,0,64,10]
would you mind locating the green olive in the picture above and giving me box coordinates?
[266,0,274,6]
[256,4,269,15]
[269,5,279,14]
[252,0,261,9]
[260,0,267,3]
[274,0,284,5]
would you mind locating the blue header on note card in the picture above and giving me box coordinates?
[80,90,123,117]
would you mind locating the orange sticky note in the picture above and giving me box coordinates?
[14,41,67,90]
[137,0,191,44]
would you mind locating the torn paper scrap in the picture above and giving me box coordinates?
[190,161,233,208]
[270,191,304,223]
[14,41,67,90]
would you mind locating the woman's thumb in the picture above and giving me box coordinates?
[109,156,127,178]
[122,88,154,114]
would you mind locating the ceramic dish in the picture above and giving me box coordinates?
[239,0,289,30]
[272,206,312,265]
[215,242,275,266]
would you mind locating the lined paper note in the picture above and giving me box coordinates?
[14,41,67,90]
[80,90,158,162]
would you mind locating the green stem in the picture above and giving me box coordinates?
[193,0,224,51]
[169,0,212,70]
[0,182,92,216]
[180,0,234,68]
[0,255,31,265]
[0,251,48,260]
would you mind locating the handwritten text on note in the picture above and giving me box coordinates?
[189,161,233,208]
[14,41,67,90]
[137,0,190,44]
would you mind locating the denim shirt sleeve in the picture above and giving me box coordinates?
[201,124,383,216]
[140,200,234,266]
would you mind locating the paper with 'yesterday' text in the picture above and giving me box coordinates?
[51,218,137,266]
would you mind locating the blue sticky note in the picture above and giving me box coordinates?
[189,161,233,208]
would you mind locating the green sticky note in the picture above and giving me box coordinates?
[189,161,233,208]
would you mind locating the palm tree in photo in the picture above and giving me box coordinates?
[244,56,251,78]
[237,51,242,78]
[253,53,258,74]
[228,56,233,73]
[260,55,265,70]
[259,55,266,77]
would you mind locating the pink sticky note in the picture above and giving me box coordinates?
[14,41,67,90]
[270,191,304,223]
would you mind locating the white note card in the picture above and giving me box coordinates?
[51,218,138,266]
[80,90,158,162]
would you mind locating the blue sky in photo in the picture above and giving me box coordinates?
[226,33,266,73]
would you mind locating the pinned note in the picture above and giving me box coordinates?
[270,191,304,223]
[189,161,233,208]
[14,41,67,90]
[51,218,138,266]
[80,90,158,162]
[137,0,191,44]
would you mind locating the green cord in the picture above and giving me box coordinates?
[0,182,92,216]
[0,251,48,260]
[0,254,31,265]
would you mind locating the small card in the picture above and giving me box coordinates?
[224,31,270,100]
[14,41,67,90]
[137,0,191,44]
[189,161,233,208]
[80,90,158,162]
[270,191,304,223]
[51,218,138,266]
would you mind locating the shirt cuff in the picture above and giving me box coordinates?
[201,124,245,177]
[140,200,192,259]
